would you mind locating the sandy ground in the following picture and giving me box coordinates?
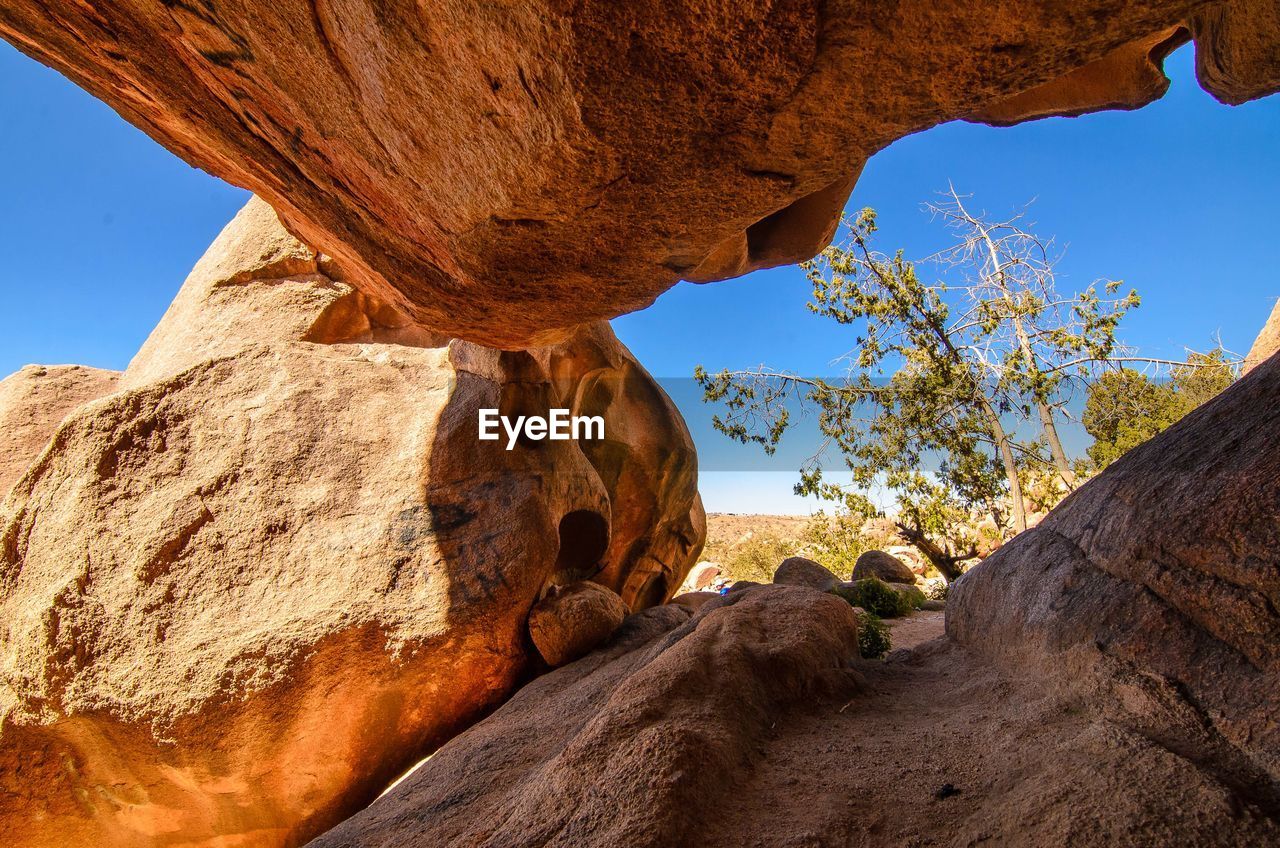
[696,609,1279,848]
[884,609,946,651]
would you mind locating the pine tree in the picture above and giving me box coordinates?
[696,195,1178,581]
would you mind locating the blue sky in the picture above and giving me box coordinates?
[1,42,1276,513]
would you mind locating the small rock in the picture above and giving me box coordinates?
[528,582,628,667]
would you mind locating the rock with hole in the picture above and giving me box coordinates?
[0,198,704,848]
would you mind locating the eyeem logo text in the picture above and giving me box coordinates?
[478,409,605,450]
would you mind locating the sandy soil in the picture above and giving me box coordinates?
[698,609,1279,848]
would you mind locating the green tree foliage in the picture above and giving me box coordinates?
[1083,350,1235,470]
[696,195,1143,581]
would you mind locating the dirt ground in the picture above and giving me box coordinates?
[697,609,1279,848]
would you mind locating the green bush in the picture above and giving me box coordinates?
[899,583,927,610]
[829,576,918,618]
[857,612,892,659]
[704,535,799,584]
[924,580,949,602]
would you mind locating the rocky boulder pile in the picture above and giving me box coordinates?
[307,585,862,848]
[0,198,704,848]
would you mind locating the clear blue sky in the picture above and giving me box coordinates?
[2,42,1276,513]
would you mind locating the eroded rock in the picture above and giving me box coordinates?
[1244,299,1280,374]
[948,351,1280,806]
[528,581,628,667]
[677,561,721,594]
[306,586,862,848]
[0,364,119,497]
[852,550,917,585]
[773,556,839,591]
[0,199,704,848]
[666,591,719,613]
[2,2,1274,345]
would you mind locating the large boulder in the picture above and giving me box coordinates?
[119,194,443,391]
[949,351,1280,796]
[852,549,918,585]
[0,364,119,496]
[3,3,1276,345]
[0,199,704,848]
[773,556,839,591]
[677,561,721,593]
[306,586,862,848]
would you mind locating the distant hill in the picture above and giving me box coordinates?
[704,513,812,553]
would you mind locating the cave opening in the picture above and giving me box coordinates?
[552,509,610,585]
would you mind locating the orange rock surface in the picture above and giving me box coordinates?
[0,364,119,496]
[2,2,1276,346]
[0,199,703,848]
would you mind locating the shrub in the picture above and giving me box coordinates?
[830,576,917,618]
[704,535,798,585]
[799,510,872,576]
[857,612,892,659]
[924,579,949,602]
[899,583,927,610]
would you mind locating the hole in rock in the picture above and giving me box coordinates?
[552,510,609,584]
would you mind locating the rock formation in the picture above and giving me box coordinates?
[120,194,443,392]
[773,556,839,591]
[949,350,1280,811]
[2,2,1277,345]
[1244,299,1280,373]
[306,586,862,848]
[677,561,721,594]
[308,583,1280,847]
[0,198,704,848]
[0,364,119,496]
[2,2,1280,845]
[666,591,719,613]
[527,581,628,667]
[851,550,917,585]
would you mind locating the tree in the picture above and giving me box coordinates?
[1083,349,1235,470]
[696,198,1143,581]
[928,188,1137,491]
